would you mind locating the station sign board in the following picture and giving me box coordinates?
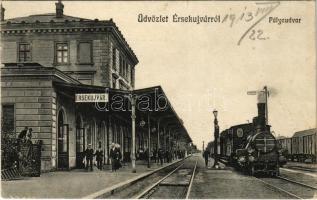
[75,93,109,103]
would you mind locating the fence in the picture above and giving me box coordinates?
[1,135,42,180]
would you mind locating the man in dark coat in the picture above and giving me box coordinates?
[153,148,158,163]
[95,147,103,170]
[203,149,210,167]
[165,150,170,163]
[110,143,116,171]
[158,148,164,165]
[85,144,94,171]
[110,144,122,171]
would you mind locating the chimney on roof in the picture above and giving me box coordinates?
[1,4,5,21]
[55,0,64,18]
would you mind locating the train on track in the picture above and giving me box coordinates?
[277,128,317,163]
[207,97,283,176]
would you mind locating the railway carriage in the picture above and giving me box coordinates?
[291,129,317,163]
[277,137,292,155]
[276,129,317,163]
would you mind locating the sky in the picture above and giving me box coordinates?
[3,1,316,149]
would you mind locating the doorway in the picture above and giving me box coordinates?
[57,109,69,170]
[76,116,85,168]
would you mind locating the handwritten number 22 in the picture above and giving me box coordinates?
[249,29,267,40]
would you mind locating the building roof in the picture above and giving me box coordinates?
[292,128,317,138]
[4,13,91,24]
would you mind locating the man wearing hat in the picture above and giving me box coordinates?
[110,143,116,171]
[85,144,94,171]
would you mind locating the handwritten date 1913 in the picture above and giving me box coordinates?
[221,1,280,45]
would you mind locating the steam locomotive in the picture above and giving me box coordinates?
[218,101,283,176]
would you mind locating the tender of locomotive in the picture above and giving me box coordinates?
[220,123,253,165]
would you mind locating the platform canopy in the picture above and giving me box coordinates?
[53,82,192,143]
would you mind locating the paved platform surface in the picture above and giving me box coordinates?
[283,161,317,170]
[1,159,181,198]
[189,156,297,199]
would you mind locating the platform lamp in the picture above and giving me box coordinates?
[213,109,219,168]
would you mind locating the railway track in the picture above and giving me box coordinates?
[134,158,198,199]
[255,175,317,199]
[283,166,317,173]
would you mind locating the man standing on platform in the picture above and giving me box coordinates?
[158,148,164,165]
[85,144,94,171]
[203,148,210,167]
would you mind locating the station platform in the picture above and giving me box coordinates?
[1,159,183,198]
[283,161,317,171]
[189,156,302,199]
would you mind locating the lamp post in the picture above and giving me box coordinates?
[202,141,205,151]
[213,109,219,168]
[263,86,269,126]
[131,95,136,173]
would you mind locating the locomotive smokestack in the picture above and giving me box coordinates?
[257,91,266,131]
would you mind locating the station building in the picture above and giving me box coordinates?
[0,2,192,172]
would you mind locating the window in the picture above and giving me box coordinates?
[119,55,129,79]
[125,62,128,79]
[127,64,131,82]
[78,42,92,64]
[1,104,15,136]
[123,60,127,78]
[56,43,69,64]
[18,43,31,62]
[112,47,117,70]
[131,67,135,86]
[119,55,123,76]
[112,75,117,88]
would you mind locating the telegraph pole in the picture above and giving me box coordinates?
[263,86,268,125]
[213,109,219,168]
[147,113,151,168]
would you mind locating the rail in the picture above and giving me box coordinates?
[135,158,198,199]
[276,175,317,190]
[185,160,197,199]
[254,174,317,199]
[254,177,302,199]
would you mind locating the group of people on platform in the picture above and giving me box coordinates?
[84,142,122,172]
[137,148,186,165]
